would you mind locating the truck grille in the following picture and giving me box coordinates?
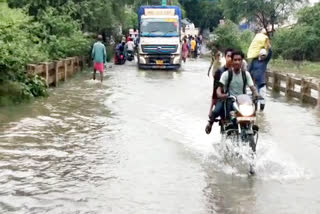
[142,45,178,54]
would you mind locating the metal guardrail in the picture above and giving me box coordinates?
[266,71,320,108]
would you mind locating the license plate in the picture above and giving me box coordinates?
[156,60,164,65]
[237,117,256,121]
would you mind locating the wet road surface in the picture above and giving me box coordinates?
[0,58,320,213]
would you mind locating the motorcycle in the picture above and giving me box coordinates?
[114,51,126,65]
[217,94,260,174]
[126,50,134,61]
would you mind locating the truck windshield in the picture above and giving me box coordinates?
[141,18,179,37]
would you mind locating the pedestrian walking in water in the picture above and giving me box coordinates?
[188,35,192,57]
[196,36,201,56]
[92,35,107,82]
[182,39,189,63]
[191,37,197,58]
[249,43,272,111]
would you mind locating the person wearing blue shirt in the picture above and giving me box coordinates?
[92,35,107,82]
[249,46,272,111]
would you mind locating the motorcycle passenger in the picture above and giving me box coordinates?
[207,50,226,78]
[205,50,259,134]
[207,48,233,118]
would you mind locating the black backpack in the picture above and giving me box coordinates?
[226,70,247,94]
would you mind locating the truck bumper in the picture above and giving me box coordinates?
[138,54,181,70]
[139,64,181,70]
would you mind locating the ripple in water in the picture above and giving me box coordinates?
[148,106,310,180]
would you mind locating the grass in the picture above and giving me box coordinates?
[270,59,320,79]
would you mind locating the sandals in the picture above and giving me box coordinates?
[205,122,213,134]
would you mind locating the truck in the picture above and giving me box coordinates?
[137,6,182,70]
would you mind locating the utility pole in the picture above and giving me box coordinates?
[162,0,167,6]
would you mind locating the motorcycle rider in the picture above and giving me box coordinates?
[115,41,126,64]
[125,38,135,60]
[205,50,259,134]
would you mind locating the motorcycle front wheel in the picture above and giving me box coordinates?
[247,134,256,175]
[247,135,256,153]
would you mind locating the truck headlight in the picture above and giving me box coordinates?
[173,56,181,64]
[139,56,146,64]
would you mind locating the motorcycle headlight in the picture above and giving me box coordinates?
[239,105,255,116]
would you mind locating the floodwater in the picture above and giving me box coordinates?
[0,58,320,214]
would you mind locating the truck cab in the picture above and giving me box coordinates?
[137,6,182,70]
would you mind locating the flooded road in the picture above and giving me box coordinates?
[1,58,320,213]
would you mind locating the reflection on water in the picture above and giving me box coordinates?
[0,59,320,213]
[203,167,258,214]
[138,69,178,80]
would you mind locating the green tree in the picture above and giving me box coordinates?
[210,20,254,54]
[297,2,320,29]
[272,3,320,61]
[7,0,139,34]
[220,0,306,36]
[180,0,223,31]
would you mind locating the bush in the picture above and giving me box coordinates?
[0,75,47,106]
[0,3,49,105]
[33,7,91,59]
[106,45,114,62]
[272,25,320,61]
[214,20,242,51]
[0,5,48,72]
[0,3,90,106]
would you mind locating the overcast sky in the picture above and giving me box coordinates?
[310,0,320,4]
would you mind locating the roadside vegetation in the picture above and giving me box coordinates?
[200,0,320,78]
[270,60,320,79]
[1,0,319,106]
[0,0,147,106]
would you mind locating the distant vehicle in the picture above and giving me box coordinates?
[182,28,199,38]
[129,28,139,39]
[114,52,126,65]
[181,21,199,39]
[137,6,182,70]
